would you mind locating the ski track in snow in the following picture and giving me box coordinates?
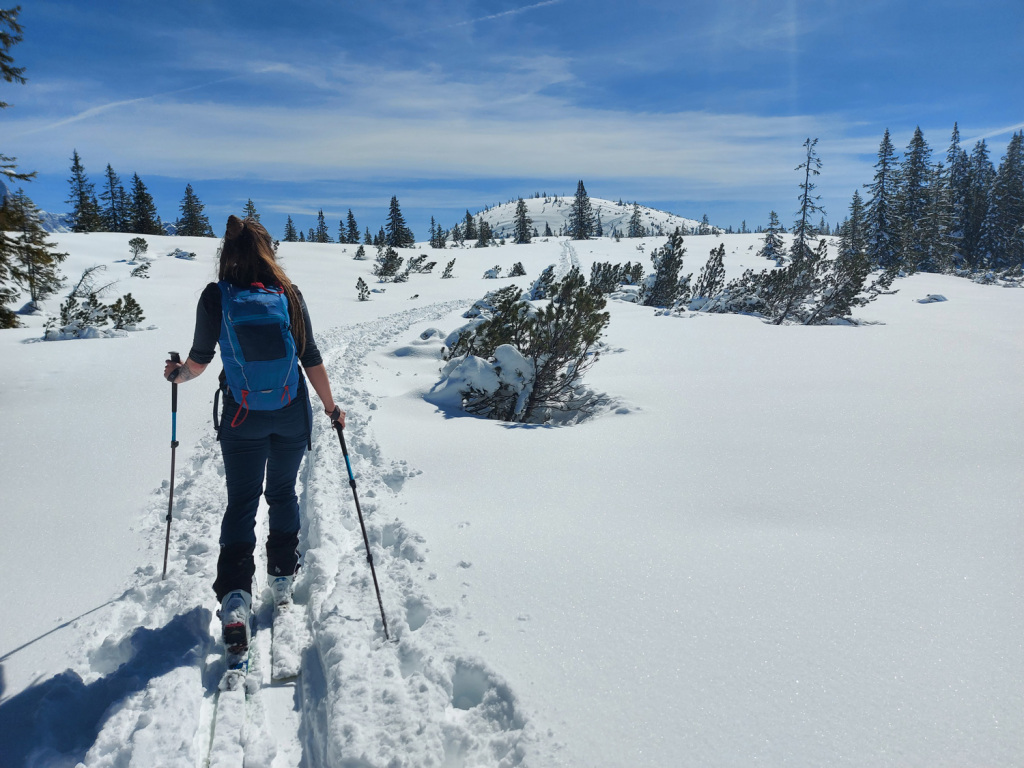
[59,300,534,768]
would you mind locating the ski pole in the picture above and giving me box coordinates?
[334,421,390,641]
[162,351,181,580]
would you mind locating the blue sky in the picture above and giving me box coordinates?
[5,0,1024,240]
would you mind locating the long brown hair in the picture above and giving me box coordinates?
[218,215,306,355]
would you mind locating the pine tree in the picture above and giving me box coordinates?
[463,210,478,241]
[128,173,162,235]
[372,246,404,280]
[283,215,298,242]
[758,210,785,265]
[962,140,995,270]
[1,188,68,309]
[791,138,824,262]
[128,237,149,261]
[315,209,332,243]
[838,191,868,261]
[441,258,456,279]
[475,219,493,247]
[429,216,448,249]
[921,162,955,273]
[66,150,103,232]
[175,183,214,237]
[513,198,532,244]
[690,243,726,308]
[356,277,370,301]
[595,211,603,237]
[945,123,970,267]
[242,198,260,221]
[385,196,414,247]
[627,203,645,238]
[567,180,594,240]
[986,131,1024,271]
[298,231,306,242]
[346,209,360,244]
[897,127,933,272]
[642,229,686,307]
[99,164,128,233]
[864,129,900,270]
[0,6,33,191]
[108,293,145,330]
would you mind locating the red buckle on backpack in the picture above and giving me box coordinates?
[231,390,250,427]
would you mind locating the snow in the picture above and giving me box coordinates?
[1,230,1022,767]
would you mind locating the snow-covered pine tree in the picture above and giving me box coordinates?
[514,198,532,244]
[128,174,162,235]
[920,162,955,273]
[356,277,370,301]
[791,138,824,262]
[441,258,456,279]
[864,129,900,270]
[758,210,785,265]
[985,131,1024,272]
[567,180,594,240]
[283,216,298,242]
[543,221,553,237]
[962,140,995,270]
[175,183,214,237]
[0,188,67,310]
[242,198,260,221]
[386,196,414,247]
[354,245,367,260]
[444,268,609,423]
[595,211,603,237]
[641,228,686,307]
[509,261,526,277]
[945,124,970,268]
[896,127,933,272]
[66,150,103,232]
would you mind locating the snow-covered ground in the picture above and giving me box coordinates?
[0,230,1022,767]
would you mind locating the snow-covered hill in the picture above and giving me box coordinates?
[471,196,706,239]
[1,230,1022,767]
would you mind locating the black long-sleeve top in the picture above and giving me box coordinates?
[188,282,324,368]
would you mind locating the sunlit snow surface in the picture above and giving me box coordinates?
[0,231,1021,767]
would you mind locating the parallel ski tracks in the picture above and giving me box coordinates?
[197,300,470,768]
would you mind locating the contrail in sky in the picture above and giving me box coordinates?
[16,73,249,136]
[413,0,563,35]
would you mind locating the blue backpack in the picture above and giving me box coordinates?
[218,281,300,425]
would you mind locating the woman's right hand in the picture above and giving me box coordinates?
[327,405,346,429]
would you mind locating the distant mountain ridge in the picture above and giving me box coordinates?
[0,179,74,233]
[471,196,709,239]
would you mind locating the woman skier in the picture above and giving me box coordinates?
[163,214,343,655]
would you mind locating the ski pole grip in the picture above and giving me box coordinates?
[169,351,180,423]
